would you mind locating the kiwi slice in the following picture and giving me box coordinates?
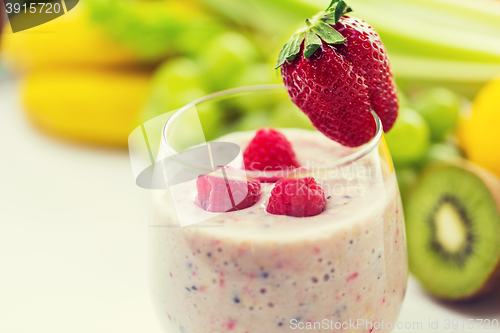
[405,161,500,300]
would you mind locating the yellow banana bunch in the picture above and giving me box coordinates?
[22,68,151,147]
[2,3,155,147]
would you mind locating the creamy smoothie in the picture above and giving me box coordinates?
[149,129,407,333]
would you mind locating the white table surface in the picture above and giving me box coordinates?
[1,78,499,333]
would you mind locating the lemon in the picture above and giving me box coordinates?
[460,77,500,177]
[22,68,152,147]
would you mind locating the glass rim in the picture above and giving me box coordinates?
[162,84,383,171]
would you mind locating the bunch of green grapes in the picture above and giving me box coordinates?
[140,31,294,141]
[385,87,465,198]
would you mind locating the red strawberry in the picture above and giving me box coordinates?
[276,0,398,147]
[196,167,261,213]
[243,128,300,171]
[267,177,326,217]
[334,16,399,131]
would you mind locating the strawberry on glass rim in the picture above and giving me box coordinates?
[276,0,399,147]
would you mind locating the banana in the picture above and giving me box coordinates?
[22,68,152,147]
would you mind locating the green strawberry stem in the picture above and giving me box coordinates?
[275,0,352,68]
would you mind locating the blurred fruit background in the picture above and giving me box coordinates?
[3,0,500,147]
[2,0,500,311]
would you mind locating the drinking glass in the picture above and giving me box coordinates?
[147,85,408,333]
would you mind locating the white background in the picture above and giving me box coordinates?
[1,79,499,332]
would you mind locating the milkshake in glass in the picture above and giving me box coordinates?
[148,87,407,333]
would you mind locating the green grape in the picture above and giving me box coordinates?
[236,63,281,87]
[165,103,224,151]
[395,166,418,201]
[197,103,224,141]
[271,100,315,130]
[174,20,225,59]
[413,88,462,142]
[424,143,463,165]
[398,89,410,109]
[202,32,259,92]
[140,58,207,124]
[230,63,284,114]
[87,0,224,62]
[233,110,273,132]
[385,108,431,166]
[140,58,225,142]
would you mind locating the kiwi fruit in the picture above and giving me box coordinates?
[405,160,500,300]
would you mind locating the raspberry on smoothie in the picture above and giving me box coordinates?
[196,166,262,213]
[243,128,300,171]
[267,177,326,217]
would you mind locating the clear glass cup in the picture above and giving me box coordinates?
[147,85,408,333]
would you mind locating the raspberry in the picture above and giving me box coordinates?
[196,167,261,213]
[266,177,326,217]
[243,128,300,171]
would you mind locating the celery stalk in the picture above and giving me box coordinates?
[192,0,318,35]
[390,55,500,82]
[301,0,500,95]
[87,0,225,62]
[343,0,500,63]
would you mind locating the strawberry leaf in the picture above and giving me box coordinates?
[323,1,352,24]
[322,12,337,25]
[304,30,322,59]
[326,0,341,11]
[275,32,305,68]
[334,1,348,22]
[276,44,289,69]
[287,32,304,62]
[275,0,352,69]
[312,21,345,44]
